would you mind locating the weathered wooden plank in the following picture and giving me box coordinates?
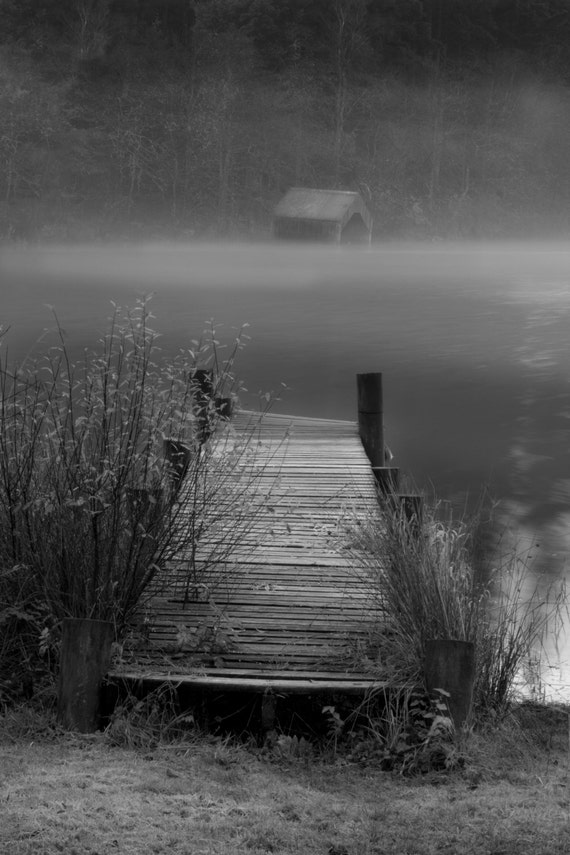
[109,670,385,694]
[117,409,384,684]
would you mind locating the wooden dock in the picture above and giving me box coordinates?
[110,383,390,697]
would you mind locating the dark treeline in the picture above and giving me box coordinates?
[2,0,570,241]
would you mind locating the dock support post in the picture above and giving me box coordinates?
[398,494,423,525]
[424,639,475,729]
[57,618,113,732]
[192,368,214,442]
[192,372,233,442]
[261,690,277,735]
[372,466,400,496]
[357,373,384,467]
[215,397,233,419]
[396,493,424,538]
[163,438,191,493]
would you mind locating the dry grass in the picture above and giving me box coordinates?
[1,703,570,855]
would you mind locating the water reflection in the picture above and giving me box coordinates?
[2,240,569,500]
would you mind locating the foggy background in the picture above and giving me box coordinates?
[2,1,570,242]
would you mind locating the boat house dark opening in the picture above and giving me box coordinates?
[273,188,372,244]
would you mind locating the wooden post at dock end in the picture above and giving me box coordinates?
[192,368,214,442]
[57,618,113,733]
[372,466,400,497]
[215,396,233,419]
[357,373,384,467]
[398,493,424,535]
[424,639,475,729]
[192,373,233,440]
[261,689,278,735]
[163,438,192,493]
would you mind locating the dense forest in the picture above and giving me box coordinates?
[2,0,570,241]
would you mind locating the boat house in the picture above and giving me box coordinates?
[273,188,373,244]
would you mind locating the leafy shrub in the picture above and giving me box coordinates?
[322,688,459,775]
[0,300,277,698]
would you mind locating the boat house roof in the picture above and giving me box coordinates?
[273,188,372,242]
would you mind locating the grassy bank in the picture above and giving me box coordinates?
[1,703,569,855]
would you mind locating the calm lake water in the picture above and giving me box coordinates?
[2,240,570,696]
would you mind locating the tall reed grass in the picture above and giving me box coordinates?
[349,494,567,717]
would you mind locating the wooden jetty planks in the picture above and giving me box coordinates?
[114,409,383,683]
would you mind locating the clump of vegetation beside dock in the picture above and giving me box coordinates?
[0,300,278,709]
[348,494,567,720]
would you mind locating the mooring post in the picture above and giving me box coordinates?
[57,618,114,733]
[399,494,423,525]
[357,372,384,467]
[372,466,400,497]
[215,396,233,420]
[424,639,475,729]
[395,494,424,539]
[163,438,192,493]
[192,368,214,442]
[261,689,278,735]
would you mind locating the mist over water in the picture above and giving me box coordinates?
[2,240,569,507]
[2,240,570,694]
